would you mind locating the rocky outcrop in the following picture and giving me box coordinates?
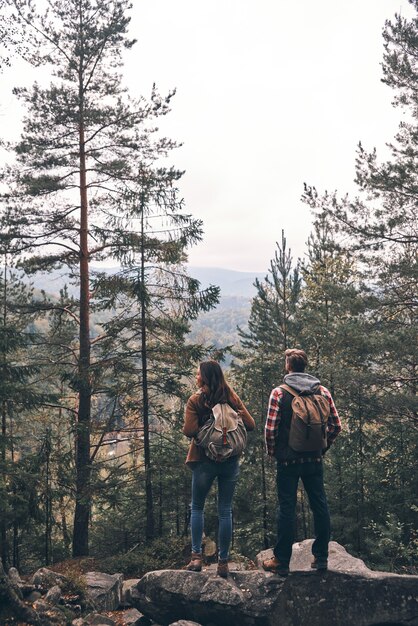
[133,540,418,626]
[84,571,123,612]
[2,541,417,626]
[31,567,70,589]
[121,578,142,607]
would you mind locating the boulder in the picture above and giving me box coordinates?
[133,540,418,626]
[120,607,151,625]
[73,609,149,626]
[169,622,203,626]
[33,599,71,624]
[31,566,69,588]
[121,578,141,607]
[85,571,123,612]
[8,567,22,586]
[45,584,62,605]
[73,613,116,626]
[255,539,372,574]
[26,590,42,603]
[85,613,116,626]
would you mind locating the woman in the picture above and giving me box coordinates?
[183,360,255,577]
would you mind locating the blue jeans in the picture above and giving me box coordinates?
[274,461,330,565]
[191,457,240,560]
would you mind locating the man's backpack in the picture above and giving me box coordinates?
[280,384,330,453]
[194,403,247,462]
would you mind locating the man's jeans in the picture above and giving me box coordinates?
[191,457,240,560]
[274,460,330,565]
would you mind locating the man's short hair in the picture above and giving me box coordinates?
[285,348,308,373]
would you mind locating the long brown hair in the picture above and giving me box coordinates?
[197,360,237,413]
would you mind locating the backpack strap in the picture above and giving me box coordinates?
[280,384,300,397]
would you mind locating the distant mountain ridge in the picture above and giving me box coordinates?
[189,266,265,298]
[24,265,265,299]
[21,266,260,349]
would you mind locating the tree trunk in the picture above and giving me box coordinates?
[1,259,9,568]
[57,395,71,554]
[1,401,7,569]
[44,430,51,565]
[140,201,154,541]
[158,462,163,537]
[176,486,180,535]
[260,374,269,549]
[73,81,92,557]
[260,441,269,549]
[183,475,190,537]
[10,417,19,569]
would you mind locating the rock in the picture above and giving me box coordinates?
[73,613,117,626]
[169,622,203,626]
[45,584,62,604]
[8,567,22,585]
[85,571,123,612]
[85,613,116,625]
[134,569,284,625]
[32,599,71,624]
[119,607,150,625]
[256,539,371,574]
[133,540,418,626]
[33,599,50,612]
[121,578,141,607]
[31,566,69,588]
[26,590,42,602]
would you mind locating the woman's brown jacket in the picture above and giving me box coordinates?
[182,389,256,465]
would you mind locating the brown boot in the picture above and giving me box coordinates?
[183,552,202,572]
[262,556,289,577]
[217,558,229,578]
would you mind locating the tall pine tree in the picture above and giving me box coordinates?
[4,0,215,555]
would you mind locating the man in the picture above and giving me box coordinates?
[263,348,341,576]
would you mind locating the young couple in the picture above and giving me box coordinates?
[182,349,342,578]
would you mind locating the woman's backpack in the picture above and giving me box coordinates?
[280,384,330,452]
[194,403,247,462]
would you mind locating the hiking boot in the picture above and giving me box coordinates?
[311,557,328,571]
[262,556,289,577]
[183,552,202,572]
[217,558,229,578]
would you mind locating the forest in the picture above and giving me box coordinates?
[0,0,417,580]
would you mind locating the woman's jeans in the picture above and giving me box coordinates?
[191,456,240,560]
[274,460,331,565]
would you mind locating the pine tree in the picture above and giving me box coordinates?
[233,232,301,552]
[301,2,418,563]
[4,0,200,555]
[91,169,219,541]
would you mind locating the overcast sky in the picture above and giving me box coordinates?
[1,0,413,272]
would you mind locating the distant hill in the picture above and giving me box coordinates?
[23,265,263,352]
[188,266,265,299]
[187,267,265,351]
[24,265,265,300]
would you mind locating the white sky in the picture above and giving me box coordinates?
[1,0,413,272]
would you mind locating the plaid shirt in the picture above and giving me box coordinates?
[265,384,342,457]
